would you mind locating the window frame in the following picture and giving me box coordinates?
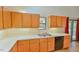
[39,17,47,30]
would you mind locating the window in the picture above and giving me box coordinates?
[40,17,46,30]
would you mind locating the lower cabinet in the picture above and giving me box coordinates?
[18,40,30,52]
[40,38,48,52]
[63,36,70,49]
[10,37,55,52]
[10,41,18,52]
[10,36,70,52]
[30,39,39,52]
[48,37,55,51]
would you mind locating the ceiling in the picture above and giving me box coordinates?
[4,6,79,19]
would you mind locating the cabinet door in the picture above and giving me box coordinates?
[56,16,62,27]
[3,8,11,28]
[48,37,55,51]
[0,7,3,29]
[31,14,40,28]
[18,40,30,52]
[63,36,70,49]
[10,41,18,52]
[12,12,22,28]
[51,16,57,27]
[48,16,52,28]
[40,38,48,52]
[30,39,39,52]
[61,16,67,27]
[22,13,31,28]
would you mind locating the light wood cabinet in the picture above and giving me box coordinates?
[18,40,30,52]
[3,8,11,28]
[12,12,22,28]
[0,7,3,29]
[51,16,57,27]
[30,39,39,52]
[22,13,31,28]
[48,16,57,28]
[48,37,55,51]
[61,16,67,27]
[48,15,67,28]
[63,35,70,49]
[56,16,62,27]
[10,41,18,52]
[31,14,40,28]
[40,38,48,52]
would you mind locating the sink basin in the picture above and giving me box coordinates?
[37,33,51,37]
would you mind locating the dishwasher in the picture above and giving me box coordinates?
[55,36,64,50]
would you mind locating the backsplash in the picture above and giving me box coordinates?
[2,28,41,38]
[48,28,65,34]
[0,28,65,38]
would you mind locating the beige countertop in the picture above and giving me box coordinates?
[0,29,70,52]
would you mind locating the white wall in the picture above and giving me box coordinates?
[4,6,79,19]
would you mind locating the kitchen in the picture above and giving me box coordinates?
[0,6,72,52]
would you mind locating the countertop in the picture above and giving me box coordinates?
[0,32,69,52]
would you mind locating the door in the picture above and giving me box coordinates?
[69,20,77,41]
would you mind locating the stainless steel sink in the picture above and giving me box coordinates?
[37,33,51,37]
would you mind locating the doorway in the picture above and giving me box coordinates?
[69,20,77,41]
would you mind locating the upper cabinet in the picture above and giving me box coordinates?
[0,7,40,29]
[56,16,62,27]
[22,13,31,28]
[0,7,3,29]
[3,7,12,28]
[61,16,67,27]
[31,14,40,28]
[48,15,67,28]
[48,16,57,27]
[22,13,40,28]
[11,12,22,28]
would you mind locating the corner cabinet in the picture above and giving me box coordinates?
[10,41,18,52]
